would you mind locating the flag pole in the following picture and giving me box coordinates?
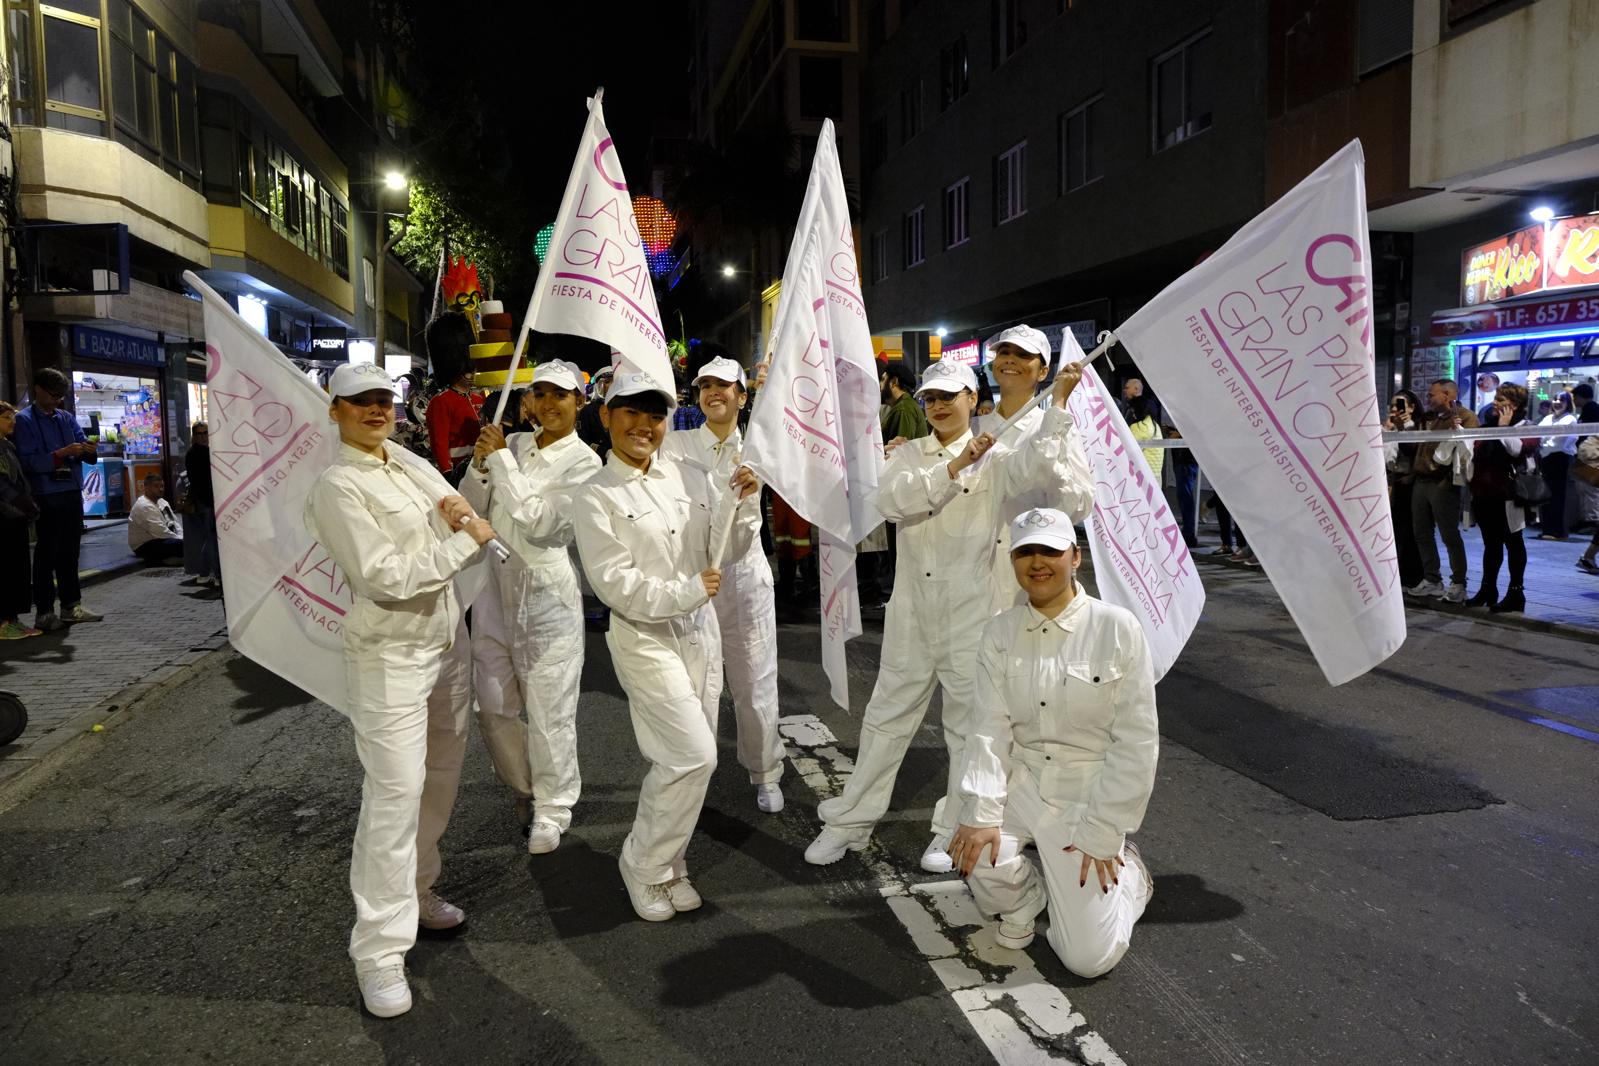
[492,87,605,426]
[994,330,1118,437]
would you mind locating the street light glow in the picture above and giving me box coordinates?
[1529,205,1555,223]
[384,171,409,191]
[722,264,736,278]
[936,327,948,338]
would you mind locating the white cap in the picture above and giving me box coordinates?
[1010,507,1078,551]
[327,361,400,400]
[533,359,583,391]
[605,369,677,409]
[986,324,1052,363]
[915,359,980,397]
[479,300,505,315]
[693,356,746,387]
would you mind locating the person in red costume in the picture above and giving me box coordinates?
[424,312,485,484]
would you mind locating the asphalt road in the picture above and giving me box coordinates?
[1,563,1596,1065]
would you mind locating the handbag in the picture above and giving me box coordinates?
[1513,455,1550,505]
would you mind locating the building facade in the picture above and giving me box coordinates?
[860,0,1269,373]
[2,0,419,515]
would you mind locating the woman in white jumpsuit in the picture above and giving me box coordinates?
[950,507,1159,978]
[806,360,1093,873]
[659,354,785,815]
[306,362,498,1019]
[571,371,761,922]
[464,360,601,854]
[976,325,1057,612]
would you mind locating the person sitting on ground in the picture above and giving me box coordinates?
[128,474,184,566]
[950,507,1158,978]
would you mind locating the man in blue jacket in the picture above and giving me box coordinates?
[14,368,102,631]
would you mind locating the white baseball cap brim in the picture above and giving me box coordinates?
[533,360,583,392]
[328,362,401,400]
[606,370,677,409]
[693,356,746,387]
[916,361,981,397]
[1010,507,1078,551]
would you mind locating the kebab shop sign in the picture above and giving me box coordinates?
[1461,212,1599,306]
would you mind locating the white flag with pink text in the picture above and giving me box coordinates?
[1062,338,1204,681]
[743,120,883,709]
[531,94,673,387]
[1114,140,1404,684]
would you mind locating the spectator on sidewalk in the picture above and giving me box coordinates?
[0,401,42,639]
[14,367,102,631]
[1573,384,1599,539]
[1408,379,1478,603]
[1535,394,1577,540]
[184,422,220,586]
[1465,384,1538,614]
[1384,390,1424,589]
[129,474,184,565]
[881,361,929,442]
[1575,431,1599,576]
[1474,372,1501,423]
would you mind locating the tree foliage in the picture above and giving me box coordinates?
[390,184,519,297]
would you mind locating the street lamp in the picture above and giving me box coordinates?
[936,326,948,338]
[721,263,737,278]
[1528,205,1555,223]
[373,170,410,366]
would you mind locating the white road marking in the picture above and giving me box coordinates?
[780,714,1128,1066]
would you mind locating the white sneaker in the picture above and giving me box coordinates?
[1123,840,1155,905]
[196,575,218,588]
[358,964,412,1018]
[1405,580,1443,598]
[527,820,561,855]
[805,826,869,865]
[994,920,1035,950]
[61,604,102,623]
[666,876,703,912]
[920,836,954,874]
[618,857,675,922]
[416,890,465,930]
[34,612,65,632]
[755,783,784,813]
[1441,583,1467,603]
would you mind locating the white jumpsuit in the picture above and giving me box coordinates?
[307,442,482,974]
[572,453,760,885]
[960,594,1159,978]
[976,404,1052,612]
[816,406,1093,841]
[660,424,784,785]
[461,431,601,830]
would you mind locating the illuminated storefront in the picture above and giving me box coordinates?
[1430,212,1599,410]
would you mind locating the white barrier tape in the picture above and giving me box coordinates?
[1126,424,1592,448]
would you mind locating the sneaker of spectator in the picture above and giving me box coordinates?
[0,619,42,639]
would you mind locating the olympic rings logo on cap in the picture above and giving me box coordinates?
[1020,510,1057,528]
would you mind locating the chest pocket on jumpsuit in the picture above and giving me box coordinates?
[942,473,994,562]
[1063,661,1122,735]
[354,491,441,647]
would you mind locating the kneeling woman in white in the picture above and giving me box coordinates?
[306,363,499,1018]
[572,371,761,921]
[950,507,1158,979]
[464,360,601,854]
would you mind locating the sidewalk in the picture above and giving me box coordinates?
[0,560,228,793]
[78,519,141,584]
[1193,517,1598,636]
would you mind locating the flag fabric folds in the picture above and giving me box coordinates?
[1113,140,1404,684]
[742,119,884,708]
[1060,335,1204,682]
[529,93,674,389]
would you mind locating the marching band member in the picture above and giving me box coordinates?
[572,370,761,922]
[306,362,498,1018]
[660,352,786,814]
[806,360,1093,873]
[976,325,1057,611]
[950,507,1158,978]
[464,360,601,853]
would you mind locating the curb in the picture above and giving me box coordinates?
[77,557,145,589]
[1196,556,1599,646]
[0,629,231,812]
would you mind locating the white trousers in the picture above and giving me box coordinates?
[471,559,585,828]
[817,583,989,840]
[346,616,472,972]
[966,762,1149,978]
[714,559,784,785]
[611,607,723,885]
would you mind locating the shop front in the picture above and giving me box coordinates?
[1428,212,1599,411]
[63,325,174,517]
